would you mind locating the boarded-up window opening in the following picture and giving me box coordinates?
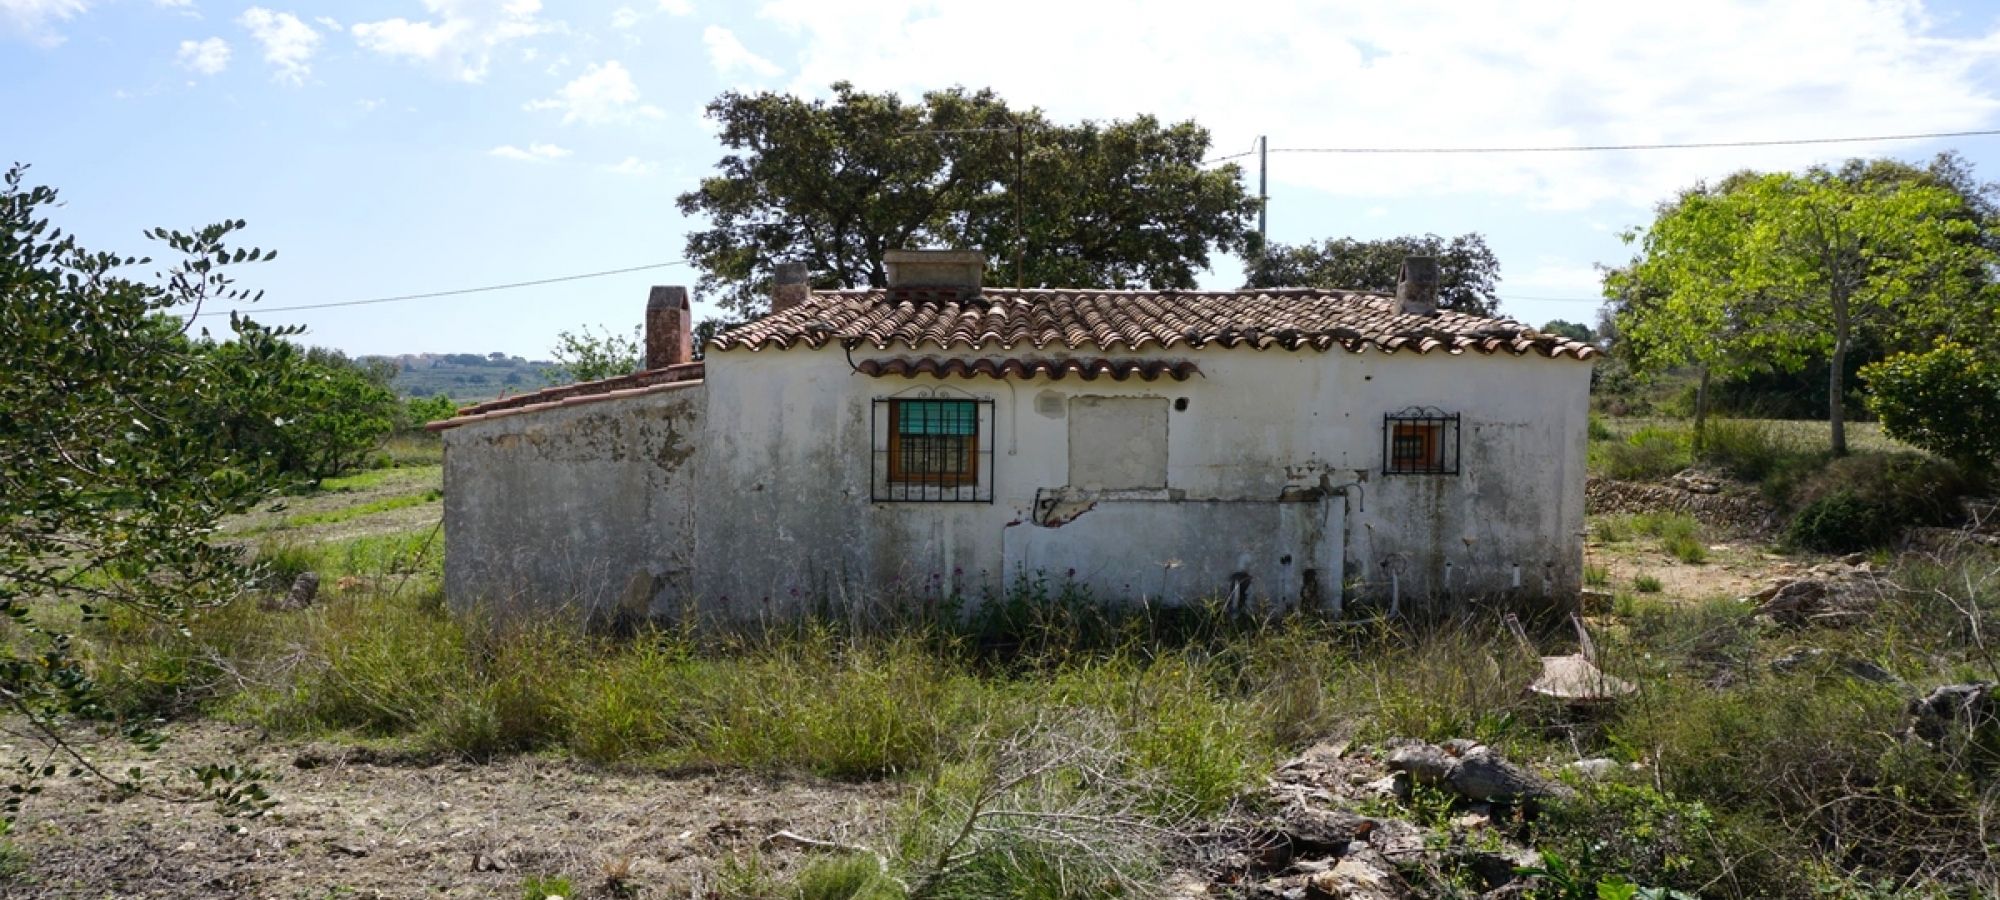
[1068,396,1169,490]
[873,397,995,502]
[1383,407,1460,476]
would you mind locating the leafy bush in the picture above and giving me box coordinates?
[1697,417,1810,481]
[542,324,641,385]
[1863,342,2000,470]
[189,335,401,483]
[1783,453,1980,552]
[402,393,460,429]
[1598,426,1692,481]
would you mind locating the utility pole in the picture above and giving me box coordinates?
[1015,121,1025,290]
[1258,135,1268,243]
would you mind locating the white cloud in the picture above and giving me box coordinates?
[315,16,342,32]
[351,0,547,83]
[176,36,229,74]
[237,7,319,85]
[759,0,2000,210]
[153,0,193,9]
[0,0,90,45]
[702,25,779,77]
[658,0,691,15]
[610,6,639,29]
[606,156,654,175]
[489,142,571,162]
[524,60,663,125]
[357,97,385,111]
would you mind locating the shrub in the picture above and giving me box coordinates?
[1698,418,1810,482]
[1862,342,2000,471]
[1634,574,1663,593]
[1592,517,1633,544]
[1783,453,1981,552]
[1598,426,1692,481]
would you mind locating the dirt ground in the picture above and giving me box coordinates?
[1585,537,1788,603]
[3,721,901,899]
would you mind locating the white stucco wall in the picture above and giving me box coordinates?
[689,342,1592,619]
[441,383,704,622]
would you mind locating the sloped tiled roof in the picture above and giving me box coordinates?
[708,287,1597,359]
[856,357,1200,382]
[427,362,705,430]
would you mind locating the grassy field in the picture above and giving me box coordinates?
[14,421,1999,898]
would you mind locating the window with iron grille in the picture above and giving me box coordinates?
[873,395,995,502]
[1383,407,1461,475]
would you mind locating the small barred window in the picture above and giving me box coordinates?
[1383,408,1460,475]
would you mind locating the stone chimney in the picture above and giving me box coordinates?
[770,261,809,314]
[644,286,692,370]
[884,249,985,289]
[1396,256,1440,316]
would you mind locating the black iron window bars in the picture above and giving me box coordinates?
[1383,406,1461,476]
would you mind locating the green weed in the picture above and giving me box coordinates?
[1596,425,1692,481]
[1633,574,1663,593]
[1584,563,1611,587]
[520,873,572,900]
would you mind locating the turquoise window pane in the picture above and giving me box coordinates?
[897,400,977,435]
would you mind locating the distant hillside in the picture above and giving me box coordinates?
[364,353,562,404]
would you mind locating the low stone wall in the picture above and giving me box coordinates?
[1584,477,1777,536]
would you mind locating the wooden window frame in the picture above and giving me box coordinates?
[887,399,980,486]
[1382,407,1461,476]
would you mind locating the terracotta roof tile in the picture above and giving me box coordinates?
[709,288,1597,360]
[857,357,1199,382]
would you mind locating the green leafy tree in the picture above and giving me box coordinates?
[1242,233,1501,315]
[542,324,641,385]
[1540,320,1596,344]
[0,165,285,818]
[1611,163,1994,454]
[186,338,400,483]
[1862,342,2000,470]
[678,82,1259,315]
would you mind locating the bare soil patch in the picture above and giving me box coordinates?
[1586,538,1780,603]
[4,721,900,899]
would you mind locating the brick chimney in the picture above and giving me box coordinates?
[645,286,691,370]
[1396,256,1439,316]
[770,261,809,314]
[885,249,985,288]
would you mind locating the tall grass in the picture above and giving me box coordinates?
[70,526,2000,898]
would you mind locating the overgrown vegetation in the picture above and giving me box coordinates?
[59,496,2000,898]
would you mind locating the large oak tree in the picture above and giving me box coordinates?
[677,83,1260,315]
[1241,233,1501,316]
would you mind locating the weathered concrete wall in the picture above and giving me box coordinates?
[690,343,1591,616]
[441,383,704,621]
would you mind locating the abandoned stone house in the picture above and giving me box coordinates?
[429,249,1597,623]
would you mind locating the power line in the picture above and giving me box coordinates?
[180,259,691,318]
[1203,127,2000,163]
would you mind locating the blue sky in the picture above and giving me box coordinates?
[7,0,2000,357]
